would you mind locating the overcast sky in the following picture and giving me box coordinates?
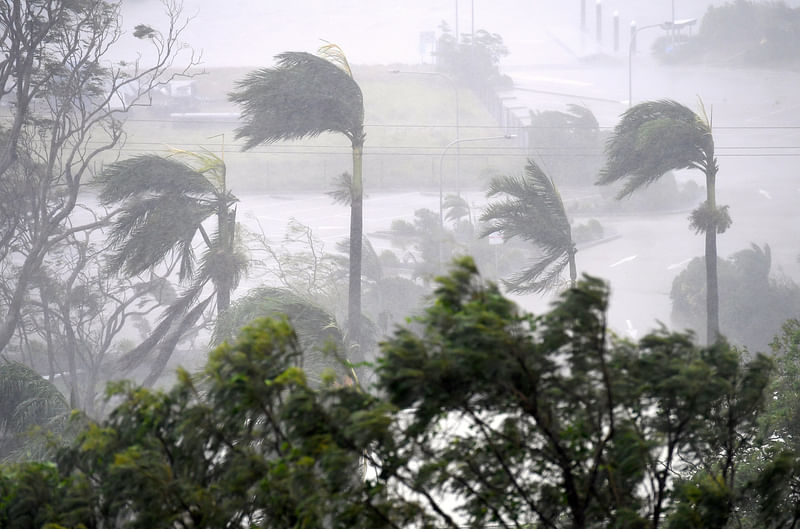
[116,0,787,67]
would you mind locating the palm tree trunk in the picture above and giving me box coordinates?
[348,139,364,359]
[705,164,719,345]
[568,248,577,288]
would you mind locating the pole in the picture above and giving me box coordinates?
[613,11,619,52]
[455,0,459,42]
[471,0,474,42]
[438,135,516,227]
[628,22,663,107]
[596,0,602,43]
[581,0,586,30]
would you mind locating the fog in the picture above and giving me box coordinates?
[113,0,800,343]
[103,0,800,346]
[3,0,800,420]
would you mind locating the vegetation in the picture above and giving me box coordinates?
[526,105,605,187]
[653,0,800,67]
[671,244,800,351]
[599,99,727,344]
[434,22,511,90]
[482,159,578,293]
[229,45,367,357]
[96,150,249,387]
[4,258,800,528]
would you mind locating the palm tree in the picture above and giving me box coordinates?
[97,150,249,382]
[99,150,247,313]
[229,44,366,356]
[597,99,728,344]
[481,159,577,294]
[213,287,353,388]
[0,361,69,461]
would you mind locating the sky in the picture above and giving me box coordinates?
[116,0,779,68]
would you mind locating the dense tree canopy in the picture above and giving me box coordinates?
[2,258,796,529]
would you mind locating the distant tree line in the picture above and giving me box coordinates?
[653,0,800,66]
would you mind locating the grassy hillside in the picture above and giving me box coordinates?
[119,65,526,193]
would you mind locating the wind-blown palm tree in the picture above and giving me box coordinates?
[213,287,351,388]
[0,361,69,461]
[597,99,728,344]
[97,151,248,381]
[481,159,577,294]
[229,44,366,356]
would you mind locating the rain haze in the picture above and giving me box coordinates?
[110,0,800,341]
[4,1,800,524]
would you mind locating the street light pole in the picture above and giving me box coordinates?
[438,135,516,227]
[436,134,516,271]
[628,22,663,107]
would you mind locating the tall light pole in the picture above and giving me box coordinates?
[436,134,516,270]
[628,22,664,107]
[438,135,516,227]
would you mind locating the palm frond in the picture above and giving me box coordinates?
[213,287,349,387]
[229,51,364,149]
[97,154,216,204]
[317,41,353,77]
[503,252,571,294]
[482,160,572,252]
[327,171,353,206]
[481,160,575,294]
[105,195,216,278]
[168,148,227,191]
[598,99,713,197]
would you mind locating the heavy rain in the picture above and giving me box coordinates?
[1,1,800,527]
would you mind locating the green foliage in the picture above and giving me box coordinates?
[671,245,800,351]
[599,100,713,199]
[229,51,365,148]
[654,0,800,67]
[0,258,785,528]
[434,23,510,89]
[214,287,350,387]
[527,104,605,187]
[481,159,577,293]
[689,202,732,235]
[0,362,69,462]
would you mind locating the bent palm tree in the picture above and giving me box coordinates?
[0,361,69,461]
[598,99,728,344]
[481,159,577,293]
[229,44,366,357]
[213,287,351,388]
[98,151,248,380]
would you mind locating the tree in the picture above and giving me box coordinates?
[15,225,173,413]
[229,44,367,358]
[671,244,800,352]
[598,99,728,344]
[481,159,577,293]
[527,104,605,187]
[213,286,350,387]
[0,0,197,355]
[97,151,248,385]
[0,258,781,528]
[0,361,68,462]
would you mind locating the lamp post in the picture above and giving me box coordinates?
[438,134,516,227]
[628,22,664,107]
[628,17,695,106]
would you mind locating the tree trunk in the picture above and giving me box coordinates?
[215,205,233,313]
[347,139,364,360]
[705,163,719,345]
[568,248,577,288]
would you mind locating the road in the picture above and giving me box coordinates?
[234,173,799,342]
